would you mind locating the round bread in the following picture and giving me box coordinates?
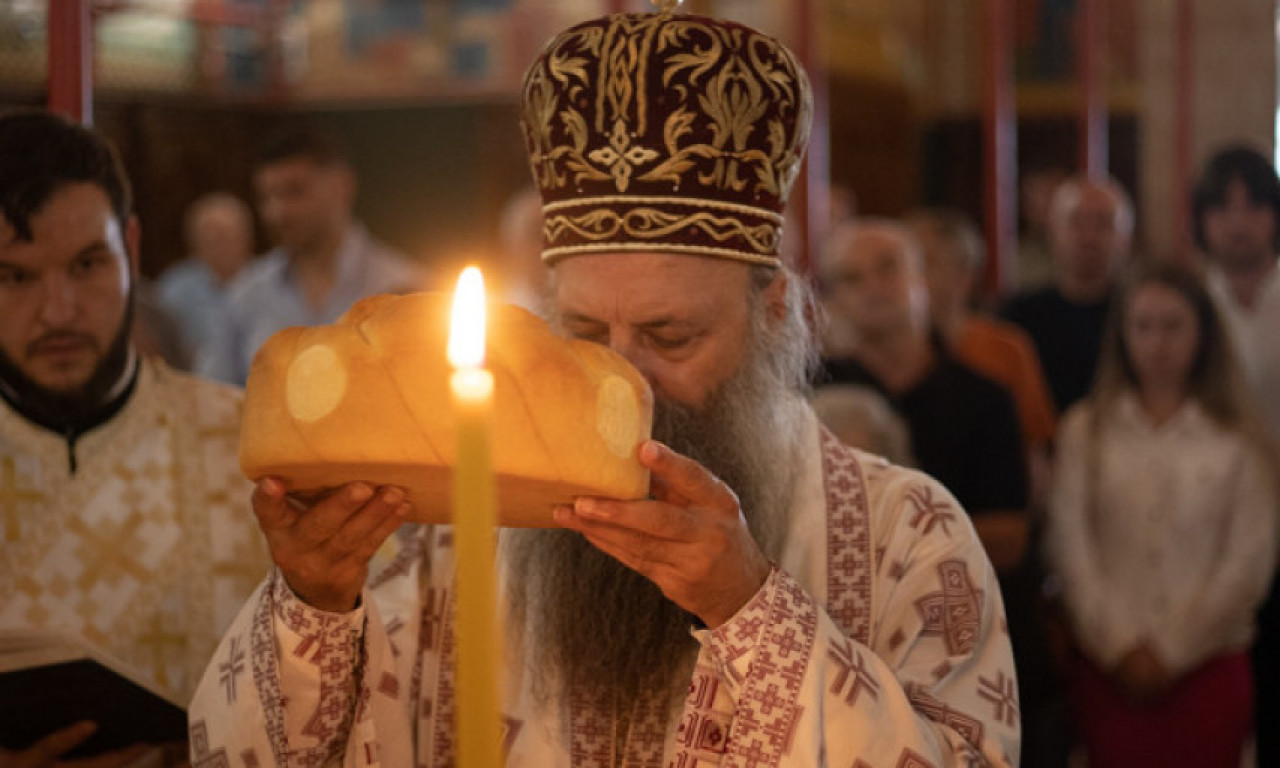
[239,292,653,526]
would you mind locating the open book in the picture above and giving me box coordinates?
[0,630,187,757]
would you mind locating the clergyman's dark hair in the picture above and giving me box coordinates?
[0,109,132,242]
[1191,144,1280,253]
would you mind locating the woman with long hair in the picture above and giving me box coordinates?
[1047,259,1277,768]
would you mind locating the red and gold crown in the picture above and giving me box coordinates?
[519,6,812,268]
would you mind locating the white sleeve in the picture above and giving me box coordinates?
[189,569,410,767]
[673,476,1020,767]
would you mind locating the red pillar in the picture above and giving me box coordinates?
[1078,0,1108,175]
[794,0,829,275]
[982,0,1017,297]
[1173,0,1194,261]
[47,0,93,125]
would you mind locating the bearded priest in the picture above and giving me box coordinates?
[189,4,1021,766]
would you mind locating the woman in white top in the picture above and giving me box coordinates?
[1047,259,1278,768]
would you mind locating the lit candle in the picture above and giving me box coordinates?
[448,266,502,767]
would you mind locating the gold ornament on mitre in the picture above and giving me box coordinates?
[519,5,812,268]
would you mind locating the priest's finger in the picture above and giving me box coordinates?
[572,525,665,580]
[641,441,737,512]
[557,507,704,581]
[572,526,719,618]
[327,489,409,560]
[355,503,412,561]
[251,477,298,533]
[291,482,376,546]
[571,496,694,541]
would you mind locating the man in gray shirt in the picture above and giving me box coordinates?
[197,129,426,385]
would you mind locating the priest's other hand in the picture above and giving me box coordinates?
[253,478,410,613]
[0,721,150,768]
[555,439,770,629]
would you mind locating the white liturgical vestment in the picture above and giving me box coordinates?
[190,404,1020,767]
[0,357,270,705]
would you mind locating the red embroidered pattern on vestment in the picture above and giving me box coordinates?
[428,590,459,766]
[818,426,873,644]
[667,428,873,768]
[914,560,983,656]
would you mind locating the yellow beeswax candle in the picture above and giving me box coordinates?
[448,266,502,767]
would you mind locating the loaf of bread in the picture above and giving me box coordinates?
[239,292,653,526]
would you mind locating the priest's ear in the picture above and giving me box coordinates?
[761,268,789,326]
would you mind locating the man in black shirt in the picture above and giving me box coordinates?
[1001,175,1133,413]
[817,219,1029,570]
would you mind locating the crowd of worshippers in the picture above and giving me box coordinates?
[810,162,1280,768]
[2,9,1280,767]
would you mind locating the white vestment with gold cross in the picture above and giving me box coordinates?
[0,357,270,706]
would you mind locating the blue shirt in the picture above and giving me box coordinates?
[154,258,231,368]
[196,225,426,385]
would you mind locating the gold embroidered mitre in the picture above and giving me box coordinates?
[519,10,812,267]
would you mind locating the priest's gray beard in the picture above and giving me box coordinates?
[504,268,817,717]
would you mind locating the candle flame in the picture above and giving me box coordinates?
[448,266,487,369]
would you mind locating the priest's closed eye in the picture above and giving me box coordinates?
[647,332,693,351]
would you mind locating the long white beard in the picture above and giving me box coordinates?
[501,324,803,713]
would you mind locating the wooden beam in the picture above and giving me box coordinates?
[47,0,93,125]
[794,0,829,275]
[1173,0,1194,261]
[1078,0,1108,175]
[982,0,1017,296]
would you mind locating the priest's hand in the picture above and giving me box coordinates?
[253,478,410,613]
[0,721,150,768]
[554,440,770,629]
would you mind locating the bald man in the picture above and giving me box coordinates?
[1001,175,1134,412]
[155,192,255,367]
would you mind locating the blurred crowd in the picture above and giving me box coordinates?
[808,150,1280,768]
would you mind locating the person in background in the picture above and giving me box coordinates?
[188,10,1020,765]
[197,128,427,385]
[819,219,1030,573]
[0,110,269,766]
[1191,143,1280,767]
[154,192,255,369]
[1047,259,1276,768]
[907,207,1056,503]
[1002,175,1133,414]
[809,384,913,466]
